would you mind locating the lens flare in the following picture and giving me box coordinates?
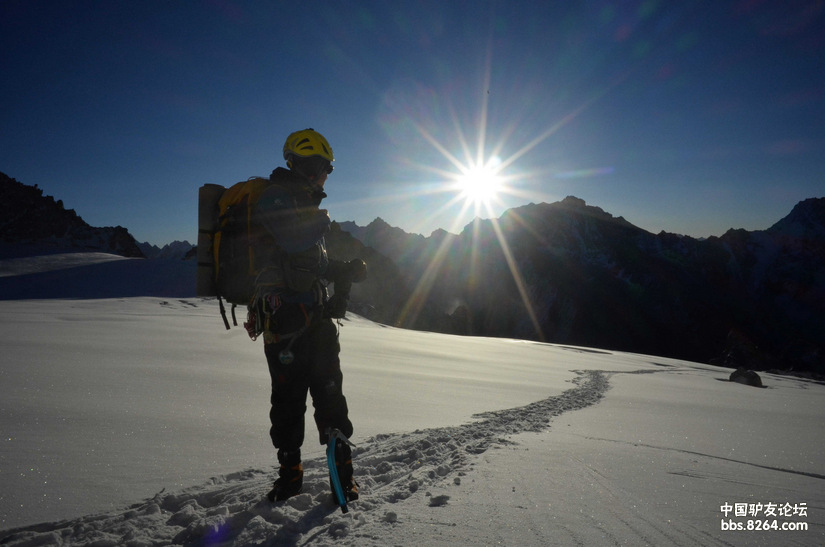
[453,156,504,207]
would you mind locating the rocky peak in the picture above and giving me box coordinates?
[0,172,144,257]
[138,240,195,260]
[767,197,825,240]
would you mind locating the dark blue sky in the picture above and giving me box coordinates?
[2,0,823,245]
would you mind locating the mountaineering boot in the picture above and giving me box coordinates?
[267,449,303,502]
[331,439,359,502]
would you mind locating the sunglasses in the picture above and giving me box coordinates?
[298,155,333,176]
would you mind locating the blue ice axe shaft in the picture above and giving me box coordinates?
[326,428,353,513]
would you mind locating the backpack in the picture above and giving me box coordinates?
[197,177,285,329]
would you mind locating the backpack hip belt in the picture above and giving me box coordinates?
[245,281,325,343]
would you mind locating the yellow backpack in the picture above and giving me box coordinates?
[197,177,283,328]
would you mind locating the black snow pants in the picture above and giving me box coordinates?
[264,309,353,452]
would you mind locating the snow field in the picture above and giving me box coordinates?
[1,296,823,546]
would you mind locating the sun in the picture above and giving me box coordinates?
[454,156,504,208]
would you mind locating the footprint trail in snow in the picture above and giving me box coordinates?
[1,370,610,546]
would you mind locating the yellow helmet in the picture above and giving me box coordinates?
[282,128,334,164]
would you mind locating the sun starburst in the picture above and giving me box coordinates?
[453,156,504,209]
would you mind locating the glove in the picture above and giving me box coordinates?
[347,258,367,283]
[326,258,367,285]
[327,293,349,319]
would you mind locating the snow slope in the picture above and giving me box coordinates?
[0,253,823,546]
